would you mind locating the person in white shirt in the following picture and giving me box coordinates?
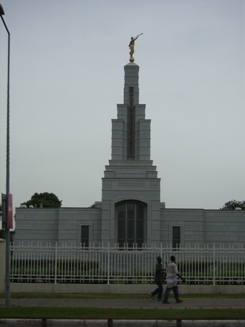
[162,255,184,304]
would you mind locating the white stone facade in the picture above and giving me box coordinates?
[14,63,245,247]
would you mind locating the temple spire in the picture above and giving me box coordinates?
[124,63,139,105]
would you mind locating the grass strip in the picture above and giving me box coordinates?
[0,307,244,320]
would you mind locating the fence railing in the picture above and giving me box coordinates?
[10,243,245,285]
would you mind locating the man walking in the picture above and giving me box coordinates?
[162,255,184,304]
[150,256,165,301]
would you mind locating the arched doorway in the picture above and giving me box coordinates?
[115,200,146,247]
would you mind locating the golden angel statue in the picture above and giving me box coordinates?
[129,33,143,62]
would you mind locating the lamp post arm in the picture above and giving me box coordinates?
[0,15,10,35]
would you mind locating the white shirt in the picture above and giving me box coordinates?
[166,261,179,288]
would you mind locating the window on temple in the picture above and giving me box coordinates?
[127,87,135,159]
[116,200,146,247]
[172,226,181,249]
[81,225,89,247]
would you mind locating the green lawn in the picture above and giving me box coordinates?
[0,307,244,320]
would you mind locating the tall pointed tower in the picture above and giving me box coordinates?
[101,62,161,246]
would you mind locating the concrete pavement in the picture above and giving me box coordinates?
[0,296,244,309]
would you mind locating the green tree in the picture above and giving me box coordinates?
[221,200,245,210]
[21,192,62,208]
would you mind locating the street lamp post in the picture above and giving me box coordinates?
[0,3,11,306]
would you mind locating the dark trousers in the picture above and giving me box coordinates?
[163,285,179,301]
[152,282,163,299]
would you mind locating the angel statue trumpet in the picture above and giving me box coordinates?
[129,33,143,62]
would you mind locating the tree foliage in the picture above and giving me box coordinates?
[221,200,245,210]
[21,192,62,208]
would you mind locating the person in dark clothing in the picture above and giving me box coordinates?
[150,256,165,301]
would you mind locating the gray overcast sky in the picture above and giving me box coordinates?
[0,0,244,211]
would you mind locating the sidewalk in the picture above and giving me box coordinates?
[0,297,244,309]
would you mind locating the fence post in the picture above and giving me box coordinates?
[0,239,6,292]
[41,317,47,327]
[213,243,216,286]
[55,242,57,284]
[176,318,182,327]
[107,242,110,285]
